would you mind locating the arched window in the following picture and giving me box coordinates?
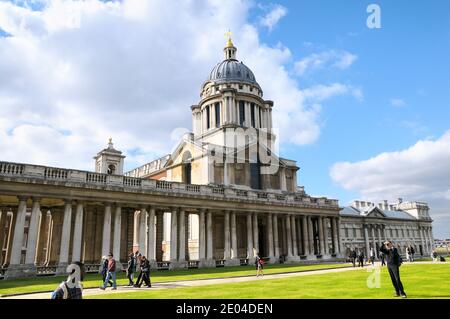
[107,164,116,175]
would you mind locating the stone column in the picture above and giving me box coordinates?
[318,216,325,255]
[206,211,213,260]
[113,205,122,265]
[267,213,274,261]
[332,217,339,255]
[291,215,298,257]
[230,212,237,259]
[147,207,156,262]
[286,215,293,257]
[280,168,287,191]
[178,209,186,263]
[371,226,377,258]
[133,210,140,252]
[170,208,178,262]
[322,217,329,255]
[102,204,112,257]
[199,209,206,260]
[71,203,83,262]
[224,211,231,260]
[302,215,310,256]
[308,216,314,255]
[273,214,280,259]
[252,213,259,256]
[58,200,73,271]
[9,196,28,265]
[25,198,41,265]
[363,225,370,258]
[246,213,253,259]
[139,208,148,256]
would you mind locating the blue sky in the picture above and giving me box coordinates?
[0,0,449,237]
[255,1,450,210]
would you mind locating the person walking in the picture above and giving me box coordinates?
[369,247,376,266]
[380,251,386,266]
[51,262,85,299]
[133,253,143,287]
[405,246,411,262]
[135,256,151,288]
[380,241,406,298]
[100,253,117,291]
[358,249,365,267]
[351,249,357,267]
[410,246,415,262]
[126,253,136,286]
[255,253,264,277]
[100,256,113,287]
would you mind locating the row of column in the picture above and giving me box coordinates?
[3,197,123,271]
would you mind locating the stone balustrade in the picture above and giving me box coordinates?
[0,161,339,209]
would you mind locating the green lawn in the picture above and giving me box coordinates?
[86,263,450,299]
[0,262,349,296]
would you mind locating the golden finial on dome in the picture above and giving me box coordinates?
[224,30,234,47]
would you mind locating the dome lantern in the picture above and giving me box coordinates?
[224,30,237,60]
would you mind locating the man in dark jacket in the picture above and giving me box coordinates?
[357,250,365,267]
[380,241,406,298]
[135,256,151,288]
[350,249,357,267]
[126,253,136,286]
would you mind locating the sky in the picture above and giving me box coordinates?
[0,0,449,238]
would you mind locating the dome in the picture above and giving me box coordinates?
[208,59,259,86]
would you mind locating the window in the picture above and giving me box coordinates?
[215,103,220,127]
[206,105,210,130]
[107,164,116,175]
[239,101,245,126]
[250,103,255,127]
[239,84,243,90]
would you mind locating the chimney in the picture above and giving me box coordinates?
[383,200,389,210]
[354,200,360,209]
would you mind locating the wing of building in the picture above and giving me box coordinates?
[0,37,433,279]
[340,199,434,259]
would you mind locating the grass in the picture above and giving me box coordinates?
[86,263,450,299]
[0,262,349,296]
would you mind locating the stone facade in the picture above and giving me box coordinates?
[340,199,434,259]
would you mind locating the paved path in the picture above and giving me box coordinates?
[3,265,365,299]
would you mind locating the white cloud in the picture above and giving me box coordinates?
[0,0,360,172]
[390,98,406,107]
[294,50,358,76]
[330,131,450,238]
[259,4,287,31]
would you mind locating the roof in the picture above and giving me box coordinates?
[340,205,416,220]
[208,59,260,88]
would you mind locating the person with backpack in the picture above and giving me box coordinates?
[380,241,406,298]
[255,253,264,277]
[126,253,136,286]
[100,252,117,290]
[51,262,85,299]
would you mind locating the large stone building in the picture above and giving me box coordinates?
[0,38,343,279]
[340,199,434,259]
